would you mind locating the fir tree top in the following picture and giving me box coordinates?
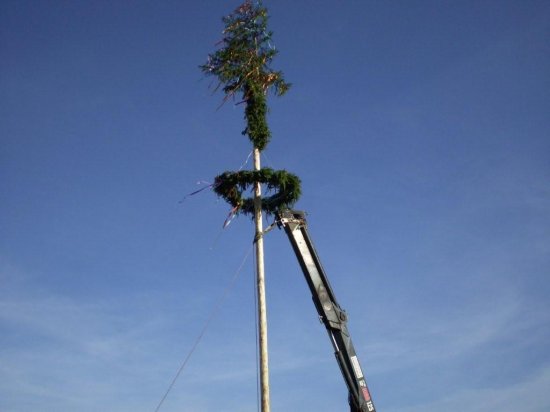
[202,1,300,217]
[200,0,290,151]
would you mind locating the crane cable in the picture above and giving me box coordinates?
[153,244,254,412]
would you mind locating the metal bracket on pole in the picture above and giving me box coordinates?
[254,220,278,243]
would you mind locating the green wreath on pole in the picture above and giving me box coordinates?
[214,168,301,215]
[201,0,301,217]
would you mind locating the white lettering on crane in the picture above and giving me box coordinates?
[350,355,364,379]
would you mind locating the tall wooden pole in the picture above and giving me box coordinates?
[253,147,270,412]
[201,5,294,410]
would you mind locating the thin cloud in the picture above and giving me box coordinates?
[392,365,550,412]
[362,293,548,374]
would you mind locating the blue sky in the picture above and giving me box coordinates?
[1,1,549,411]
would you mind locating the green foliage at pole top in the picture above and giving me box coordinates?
[200,0,290,151]
[202,1,301,217]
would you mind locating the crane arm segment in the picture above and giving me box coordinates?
[277,210,376,412]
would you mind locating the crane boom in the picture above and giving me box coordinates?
[277,209,376,412]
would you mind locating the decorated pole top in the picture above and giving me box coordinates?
[200,0,290,151]
[201,0,301,217]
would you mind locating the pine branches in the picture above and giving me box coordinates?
[200,0,290,151]
[202,1,301,217]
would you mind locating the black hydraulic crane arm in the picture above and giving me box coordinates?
[277,209,376,412]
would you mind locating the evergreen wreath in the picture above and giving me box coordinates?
[202,1,301,217]
[214,168,301,215]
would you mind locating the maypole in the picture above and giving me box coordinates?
[201,1,300,411]
[253,145,269,411]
